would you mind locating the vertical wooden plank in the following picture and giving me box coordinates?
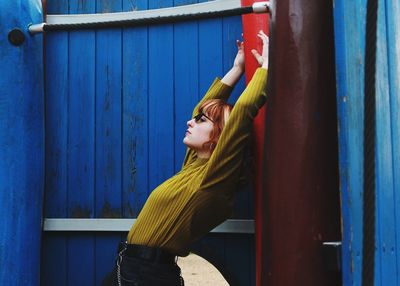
[95,0,124,285]
[148,0,174,190]
[95,0,123,219]
[41,234,68,286]
[96,234,124,286]
[0,1,44,284]
[68,1,95,220]
[44,0,69,220]
[67,1,96,285]
[173,0,199,172]
[375,1,397,284]
[42,0,69,285]
[385,0,400,283]
[122,0,149,218]
[333,0,367,284]
[67,234,95,286]
[198,0,223,98]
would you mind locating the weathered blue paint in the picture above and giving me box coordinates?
[67,2,97,286]
[385,0,400,283]
[375,2,391,283]
[41,0,71,284]
[333,0,366,285]
[334,0,400,285]
[375,0,400,285]
[148,1,175,192]
[0,1,44,285]
[173,18,199,172]
[122,0,149,219]
[95,0,124,284]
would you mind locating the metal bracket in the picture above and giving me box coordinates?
[322,241,342,272]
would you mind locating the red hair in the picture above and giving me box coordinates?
[198,99,233,151]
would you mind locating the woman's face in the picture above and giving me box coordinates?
[183,112,214,154]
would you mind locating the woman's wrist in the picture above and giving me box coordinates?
[261,61,268,69]
[232,65,244,74]
[221,65,244,86]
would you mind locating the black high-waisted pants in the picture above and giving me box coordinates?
[102,242,184,286]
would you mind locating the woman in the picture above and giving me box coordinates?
[106,30,269,286]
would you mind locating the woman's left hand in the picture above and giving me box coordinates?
[233,40,245,71]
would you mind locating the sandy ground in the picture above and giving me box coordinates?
[177,254,229,286]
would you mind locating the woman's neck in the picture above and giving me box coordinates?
[196,150,211,159]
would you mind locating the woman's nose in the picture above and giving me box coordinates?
[187,119,194,127]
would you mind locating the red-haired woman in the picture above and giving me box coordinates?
[106,30,269,286]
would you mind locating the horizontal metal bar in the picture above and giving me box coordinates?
[29,0,270,34]
[43,218,254,234]
[322,241,342,247]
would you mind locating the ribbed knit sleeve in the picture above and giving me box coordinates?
[191,78,233,118]
[200,68,268,192]
[182,78,233,167]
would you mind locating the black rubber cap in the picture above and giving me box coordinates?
[8,29,25,46]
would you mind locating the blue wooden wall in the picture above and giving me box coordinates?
[375,0,400,284]
[0,1,44,285]
[42,0,254,285]
[333,0,400,285]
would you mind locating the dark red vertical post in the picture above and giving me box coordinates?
[262,0,341,285]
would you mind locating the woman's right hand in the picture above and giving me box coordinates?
[251,30,269,69]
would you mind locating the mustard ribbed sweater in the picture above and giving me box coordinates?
[127,68,268,256]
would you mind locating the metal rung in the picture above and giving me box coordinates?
[43,218,255,234]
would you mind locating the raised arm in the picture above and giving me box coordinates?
[190,40,245,118]
[199,31,269,191]
[183,40,246,167]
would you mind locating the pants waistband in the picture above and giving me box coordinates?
[118,241,176,264]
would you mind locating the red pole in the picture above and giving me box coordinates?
[240,2,269,286]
